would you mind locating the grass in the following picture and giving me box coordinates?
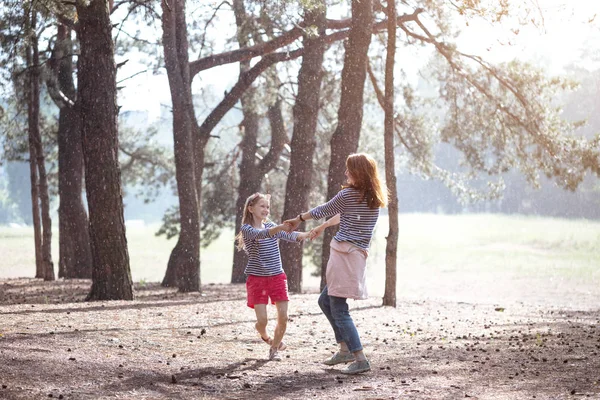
[1,214,599,307]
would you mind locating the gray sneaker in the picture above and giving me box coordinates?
[340,360,371,374]
[323,351,354,366]
[269,347,282,361]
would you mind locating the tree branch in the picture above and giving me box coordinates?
[257,100,287,176]
[190,11,422,78]
[197,49,303,140]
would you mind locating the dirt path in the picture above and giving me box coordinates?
[1,279,599,399]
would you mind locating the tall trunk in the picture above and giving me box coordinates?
[280,1,327,293]
[27,142,42,278]
[383,0,398,307]
[320,0,373,289]
[31,11,55,281]
[230,0,287,284]
[230,0,261,284]
[231,108,260,283]
[26,42,42,278]
[231,100,287,283]
[26,7,53,280]
[78,0,133,301]
[160,0,201,292]
[55,25,93,279]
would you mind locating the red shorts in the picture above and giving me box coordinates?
[246,273,289,308]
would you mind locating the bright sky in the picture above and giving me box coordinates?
[455,0,600,71]
[117,1,600,118]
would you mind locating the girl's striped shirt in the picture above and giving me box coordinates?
[309,187,379,250]
[241,221,299,276]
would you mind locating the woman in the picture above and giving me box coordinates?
[284,153,387,374]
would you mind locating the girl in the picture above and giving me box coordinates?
[284,153,387,374]
[236,192,309,361]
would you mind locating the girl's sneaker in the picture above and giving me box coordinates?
[322,351,354,366]
[269,347,282,361]
[340,360,371,374]
[262,336,287,351]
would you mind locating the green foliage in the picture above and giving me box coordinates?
[436,56,599,191]
[119,123,175,203]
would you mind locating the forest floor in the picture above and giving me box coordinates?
[0,278,599,400]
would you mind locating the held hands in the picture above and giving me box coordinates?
[283,217,301,232]
[308,225,324,240]
[297,231,310,241]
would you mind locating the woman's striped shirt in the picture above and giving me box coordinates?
[241,221,299,276]
[309,187,380,250]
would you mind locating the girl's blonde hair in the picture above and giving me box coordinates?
[235,192,270,251]
[344,153,388,209]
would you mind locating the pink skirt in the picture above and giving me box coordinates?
[325,239,369,300]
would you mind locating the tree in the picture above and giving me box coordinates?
[160,0,201,292]
[48,23,93,279]
[230,0,290,284]
[319,0,374,290]
[280,0,328,293]
[382,0,398,307]
[77,0,133,300]
[25,4,54,281]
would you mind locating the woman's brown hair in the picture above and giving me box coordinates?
[344,153,388,209]
[235,192,270,251]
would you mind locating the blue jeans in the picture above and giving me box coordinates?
[318,286,363,353]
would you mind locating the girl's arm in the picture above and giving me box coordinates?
[273,230,310,243]
[272,229,300,242]
[309,214,340,240]
[242,223,286,240]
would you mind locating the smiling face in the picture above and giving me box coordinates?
[248,197,270,224]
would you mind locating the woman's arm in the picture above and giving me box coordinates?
[308,214,340,240]
[283,210,313,232]
[284,190,346,231]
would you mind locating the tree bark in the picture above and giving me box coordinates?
[280,1,327,293]
[25,21,42,279]
[230,0,288,284]
[382,0,398,307]
[231,100,288,283]
[77,0,133,301]
[160,0,201,292]
[320,0,373,289]
[52,24,93,279]
[27,7,54,281]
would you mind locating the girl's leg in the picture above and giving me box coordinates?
[254,304,269,341]
[271,301,289,349]
[318,286,344,345]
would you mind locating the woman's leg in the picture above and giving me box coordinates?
[318,286,344,345]
[328,295,363,354]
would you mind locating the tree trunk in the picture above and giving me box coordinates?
[77,0,133,301]
[231,100,288,283]
[382,0,398,307]
[320,0,373,289]
[32,15,55,281]
[230,0,261,284]
[26,7,54,280]
[281,1,327,293]
[230,0,287,284]
[160,0,201,292]
[55,25,93,279]
[26,44,42,279]
[230,108,260,284]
